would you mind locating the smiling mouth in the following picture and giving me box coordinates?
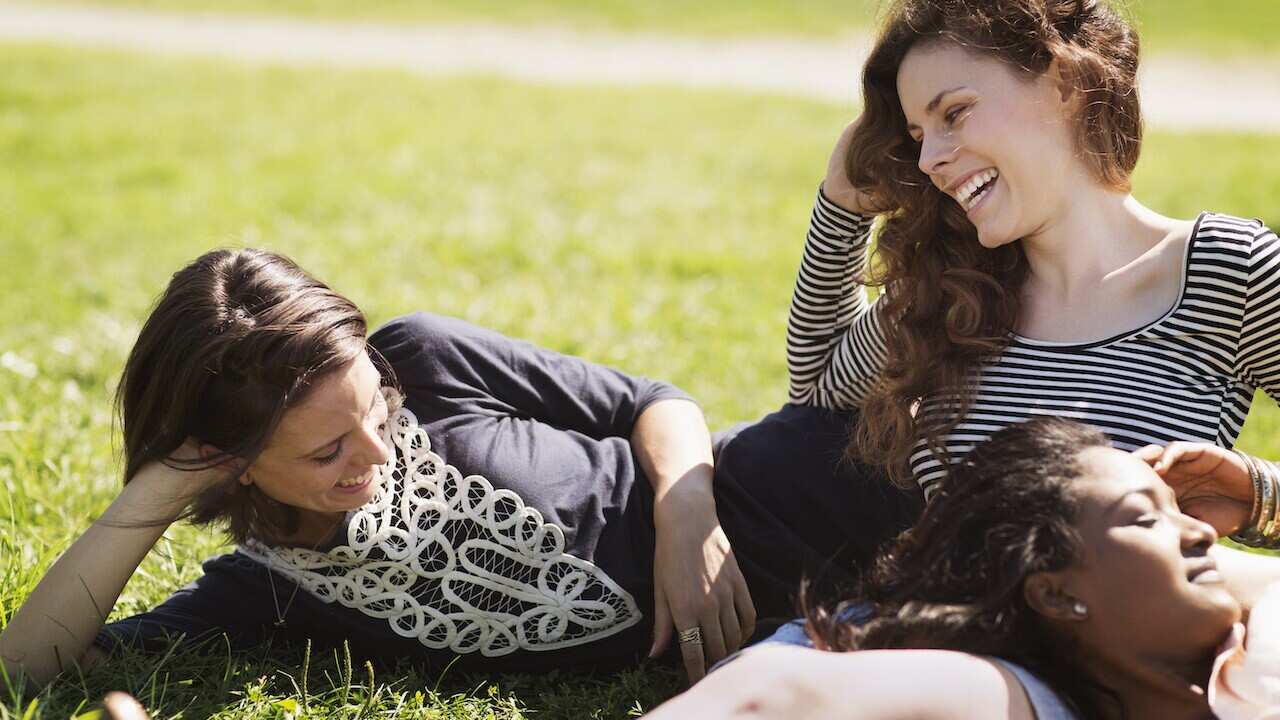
[954,168,999,212]
[1187,559,1221,584]
[334,470,375,493]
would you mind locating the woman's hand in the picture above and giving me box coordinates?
[649,480,756,684]
[629,399,756,684]
[1134,442,1255,535]
[823,118,888,216]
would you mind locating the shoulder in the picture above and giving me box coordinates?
[693,645,1039,720]
[1184,214,1280,304]
[986,658,1081,720]
[367,312,521,380]
[369,312,484,354]
[1192,212,1277,259]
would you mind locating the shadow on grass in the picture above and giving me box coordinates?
[9,638,687,719]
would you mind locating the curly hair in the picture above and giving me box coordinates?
[807,417,1120,717]
[848,0,1142,482]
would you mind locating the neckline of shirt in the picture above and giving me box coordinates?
[1008,211,1209,351]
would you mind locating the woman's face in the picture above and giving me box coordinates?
[896,41,1085,249]
[1061,447,1240,662]
[242,351,392,517]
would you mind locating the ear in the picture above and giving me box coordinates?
[1024,571,1088,623]
[1044,59,1076,107]
[198,443,253,486]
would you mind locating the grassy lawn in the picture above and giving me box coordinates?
[2,44,1280,718]
[25,0,1280,59]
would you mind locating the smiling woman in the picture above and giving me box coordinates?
[650,418,1280,719]
[0,248,727,684]
[0,247,920,691]
[781,0,1280,513]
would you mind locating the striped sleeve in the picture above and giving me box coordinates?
[786,187,889,409]
[1236,221,1280,400]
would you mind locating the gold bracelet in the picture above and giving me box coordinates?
[1232,453,1280,549]
[1235,450,1264,530]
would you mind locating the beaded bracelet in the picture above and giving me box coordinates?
[1230,451,1280,549]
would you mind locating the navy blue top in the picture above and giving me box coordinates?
[96,312,688,672]
[94,313,922,672]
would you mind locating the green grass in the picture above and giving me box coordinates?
[1,44,1280,718]
[25,0,1280,58]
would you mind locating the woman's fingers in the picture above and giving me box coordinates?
[734,572,757,643]
[649,585,673,658]
[1152,441,1209,473]
[1133,444,1164,464]
[698,613,729,668]
[719,602,743,654]
[678,627,708,684]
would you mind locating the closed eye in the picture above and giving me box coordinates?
[313,441,343,465]
[944,104,969,125]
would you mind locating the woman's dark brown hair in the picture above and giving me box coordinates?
[115,248,369,544]
[849,0,1142,481]
[808,417,1120,717]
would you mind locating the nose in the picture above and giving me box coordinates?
[353,421,392,467]
[917,132,958,178]
[1181,514,1218,554]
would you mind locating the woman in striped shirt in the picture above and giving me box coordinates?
[787,0,1280,539]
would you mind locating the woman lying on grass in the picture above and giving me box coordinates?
[651,417,1280,719]
[0,248,919,690]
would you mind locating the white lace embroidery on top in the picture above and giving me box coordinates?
[239,399,642,657]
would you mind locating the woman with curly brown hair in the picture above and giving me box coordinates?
[785,0,1280,547]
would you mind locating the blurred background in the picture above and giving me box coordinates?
[1,1,1278,717]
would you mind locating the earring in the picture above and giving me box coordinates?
[1072,601,1088,618]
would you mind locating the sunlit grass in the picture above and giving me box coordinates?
[1,44,1278,717]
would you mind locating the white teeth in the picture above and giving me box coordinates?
[336,475,365,488]
[955,169,999,209]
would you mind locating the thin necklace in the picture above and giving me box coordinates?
[266,511,347,627]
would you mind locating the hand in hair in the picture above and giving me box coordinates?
[823,118,892,216]
[167,437,243,496]
[1134,442,1254,535]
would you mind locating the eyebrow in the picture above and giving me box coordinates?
[906,86,970,130]
[1111,484,1177,515]
[300,387,382,458]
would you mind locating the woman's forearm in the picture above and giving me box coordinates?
[0,464,194,686]
[631,398,714,506]
[785,190,885,410]
[646,646,1038,720]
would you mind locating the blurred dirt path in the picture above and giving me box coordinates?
[2,2,1278,132]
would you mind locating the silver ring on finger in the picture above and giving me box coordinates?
[677,627,704,646]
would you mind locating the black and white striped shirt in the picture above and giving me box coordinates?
[788,189,1280,499]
